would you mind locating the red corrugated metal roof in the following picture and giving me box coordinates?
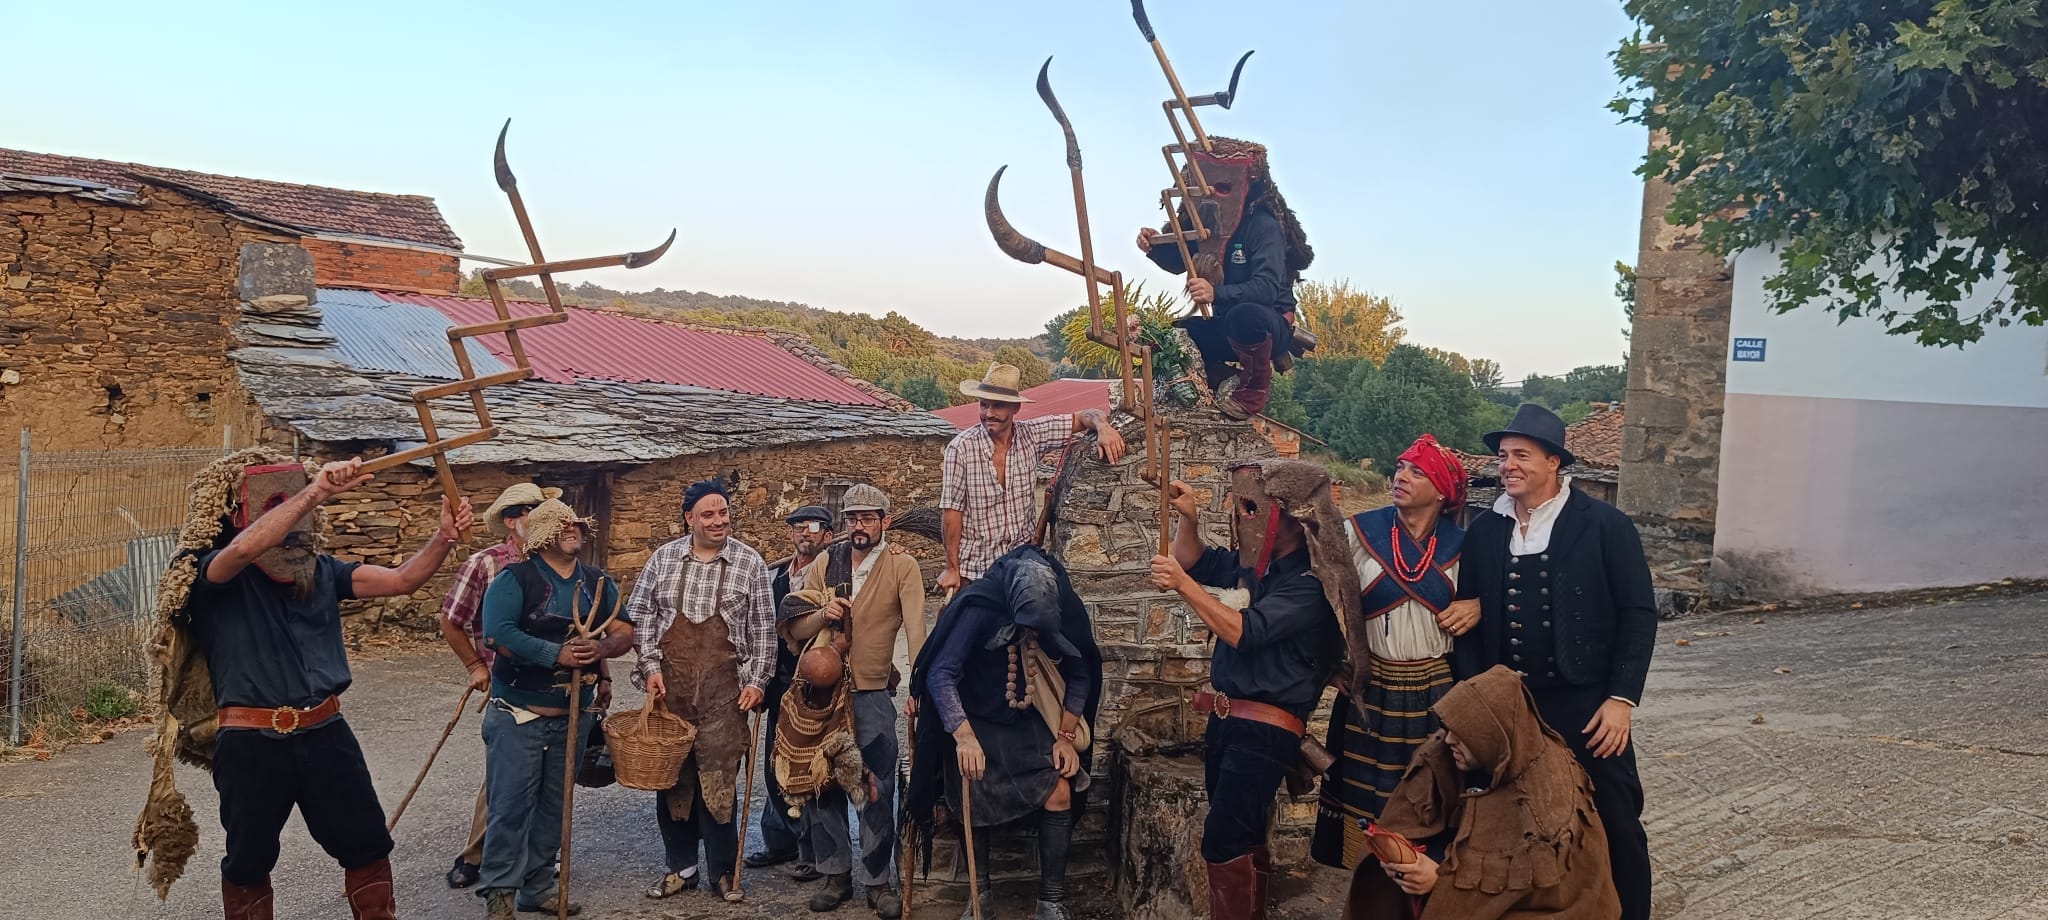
[934,378,1113,429]
[385,292,887,406]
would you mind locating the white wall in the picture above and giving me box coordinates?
[1726,247,2048,408]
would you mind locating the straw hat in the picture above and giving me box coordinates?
[958,363,1034,404]
[484,483,563,533]
[523,498,596,550]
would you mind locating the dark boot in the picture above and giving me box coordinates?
[868,886,904,919]
[809,873,853,912]
[1223,338,1274,419]
[1036,808,1074,905]
[222,877,275,920]
[1250,846,1274,920]
[344,858,397,920]
[1206,854,1260,920]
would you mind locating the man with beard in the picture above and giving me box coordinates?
[631,479,778,903]
[158,451,474,919]
[780,484,926,917]
[439,482,558,890]
[907,545,1101,920]
[938,363,1126,594]
[1136,137,1314,419]
[747,505,836,880]
[476,499,634,920]
[1147,460,1346,920]
[1449,403,1658,920]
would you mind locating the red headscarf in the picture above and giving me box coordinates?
[1397,434,1468,511]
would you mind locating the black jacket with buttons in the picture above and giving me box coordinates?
[1452,489,1659,703]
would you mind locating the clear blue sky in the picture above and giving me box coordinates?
[7,1,1644,379]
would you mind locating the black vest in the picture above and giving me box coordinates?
[1502,550,1562,688]
[491,558,606,695]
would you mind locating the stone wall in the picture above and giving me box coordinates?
[1619,145,1732,601]
[286,434,951,630]
[300,237,460,294]
[0,184,287,451]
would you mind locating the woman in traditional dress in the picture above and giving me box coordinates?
[1311,434,1472,869]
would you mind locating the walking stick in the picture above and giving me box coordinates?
[962,774,983,920]
[735,706,764,894]
[558,580,621,920]
[902,702,919,920]
[387,685,475,832]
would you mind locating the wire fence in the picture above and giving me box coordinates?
[3,436,226,748]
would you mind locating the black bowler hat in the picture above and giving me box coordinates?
[785,505,834,527]
[1484,403,1575,467]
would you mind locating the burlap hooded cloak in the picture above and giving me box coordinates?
[1343,665,1620,920]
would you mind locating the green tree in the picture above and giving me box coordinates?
[1323,346,1489,470]
[993,345,1052,389]
[896,375,949,410]
[1042,307,1082,363]
[1613,0,2048,346]
[1614,261,1637,339]
[1295,280,1406,364]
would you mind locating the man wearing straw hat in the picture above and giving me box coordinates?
[938,363,1127,594]
[780,484,926,918]
[630,479,778,904]
[439,482,559,890]
[476,499,633,920]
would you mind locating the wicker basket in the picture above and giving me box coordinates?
[604,697,696,791]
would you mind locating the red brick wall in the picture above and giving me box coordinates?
[302,238,459,293]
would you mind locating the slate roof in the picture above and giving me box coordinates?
[0,147,460,249]
[232,292,955,467]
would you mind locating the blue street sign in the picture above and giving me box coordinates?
[1732,337,1767,362]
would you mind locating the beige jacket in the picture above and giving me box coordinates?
[780,542,927,691]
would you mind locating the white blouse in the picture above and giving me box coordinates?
[1346,520,1456,662]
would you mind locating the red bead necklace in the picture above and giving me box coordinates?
[1389,525,1437,582]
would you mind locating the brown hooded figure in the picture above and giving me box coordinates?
[1343,665,1620,920]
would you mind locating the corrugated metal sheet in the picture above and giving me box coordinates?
[382,292,887,407]
[316,289,508,380]
[933,378,1113,430]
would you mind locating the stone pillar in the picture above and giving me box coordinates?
[1619,137,1731,606]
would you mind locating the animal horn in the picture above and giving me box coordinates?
[984,166,1046,265]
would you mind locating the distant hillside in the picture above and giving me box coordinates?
[464,272,1052,409]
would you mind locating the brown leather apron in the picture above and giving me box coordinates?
[659,557,748,823]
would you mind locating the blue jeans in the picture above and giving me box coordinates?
[805,689,898,885]
[479,701,586,907]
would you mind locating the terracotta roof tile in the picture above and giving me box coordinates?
[0,147,460,249]
[1565,404,1624,469]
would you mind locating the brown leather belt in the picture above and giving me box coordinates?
[1192,690,1305,737]
[217,695,341,734]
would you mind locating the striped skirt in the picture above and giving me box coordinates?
[1310,655,1454,869]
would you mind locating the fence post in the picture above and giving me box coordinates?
[9,429,28,747]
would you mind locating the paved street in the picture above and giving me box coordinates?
[3,592,2044,919]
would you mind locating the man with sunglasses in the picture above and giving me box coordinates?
[746,505,837,880]
[439,483,568,890]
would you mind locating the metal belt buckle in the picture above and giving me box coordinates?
[270,706,303,734]
[1213,692,1232,720]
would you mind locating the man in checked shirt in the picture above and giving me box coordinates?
[936,364,1127,594]
[630,478,779,903]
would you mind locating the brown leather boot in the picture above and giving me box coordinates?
[222,877,275,920]
[1206,854,1259,920]
[1223,338,1274,419]
[344,858,397,920]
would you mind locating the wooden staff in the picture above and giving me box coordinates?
[734,707,764,895]
[558,580,620,920]
[901,700,918,920]
[386,685,475,832]
[962,774,984,920]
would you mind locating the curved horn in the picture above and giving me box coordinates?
[1219,50,1254,109]
[622,229,677,269]
[1131,0,1156,41]
[492,118,517,192]
[984,166,1046,265]
[1036,57,1082,171]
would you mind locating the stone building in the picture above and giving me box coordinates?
[230,249,957,628]
[933,377,1320,458]
[0,147,463,452]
